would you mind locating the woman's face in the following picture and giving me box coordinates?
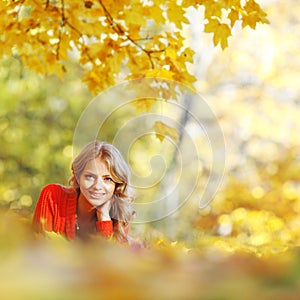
[79,157,116,208]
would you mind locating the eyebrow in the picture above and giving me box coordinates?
[83,170,96,174]
[83,170,112,177]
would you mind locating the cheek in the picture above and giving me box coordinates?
[107,183,116,193]
[79,178,93,189]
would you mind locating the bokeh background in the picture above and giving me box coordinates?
[1,0,300,299]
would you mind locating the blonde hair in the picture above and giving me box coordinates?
[69,141,135,241]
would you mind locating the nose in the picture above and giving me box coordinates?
[94,177,104,190]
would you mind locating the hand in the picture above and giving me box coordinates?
[96,199,112,221]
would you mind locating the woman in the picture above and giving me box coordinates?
[32,141,135,242]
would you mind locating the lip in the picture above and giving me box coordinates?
[89,192,105,199]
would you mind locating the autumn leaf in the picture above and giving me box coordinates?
[204,1,222,19]
[242,0,270,29]
[166,1,189,29]
[228,8,240,27]
[165,48,177,61]
[180,47,195,64]
[145,68,175,81]
[153,121,179,142]
[148,4,165,26]
[204,18,231,50]
[0,0,269,93]
[131,98,157,114]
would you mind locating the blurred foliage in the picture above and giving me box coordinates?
[1,211,300,300]
[192,146,300,257]
[0,56,91,211]
[1,0,300,299]
[185,0,300,251]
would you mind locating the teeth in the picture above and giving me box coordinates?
[90,193,104,197]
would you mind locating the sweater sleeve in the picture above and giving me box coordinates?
[32,184,60,234]
[95,220,113,237]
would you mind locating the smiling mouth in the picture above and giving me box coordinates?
[89,192,105,199]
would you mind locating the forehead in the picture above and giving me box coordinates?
[84,157,110,173]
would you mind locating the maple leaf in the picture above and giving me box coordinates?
[228,8,240,27]
[166,1,189,29]
[180,47,195,64]
[0,0,269,93]
[242,0,270,29]
[149,4,165,26]
[204,1,222,19]
[204,18,231,50]
[242,12,260,29]
[145,68,175,81]
[165,48,177,61]
[131,98,157,114]
[152,121,179,142]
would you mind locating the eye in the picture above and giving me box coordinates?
[104,177,114,182]
[84,174,94,179]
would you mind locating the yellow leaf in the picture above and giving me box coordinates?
[145,68,175,80]
[152,121,179,142]
[242,12,260,29]
[87,42,109,62]
[22,52,45,74]
[182,0,197,7]
[204,19,231,50]
[58,34,71,60]
[45,231,68,242]
[45,51,56,65]
[123,6,148,28]
[242,0,270,29]
[180,47,195,64]
[131,98,156,114]
[204,18,219,34]
[151,5,165,26]
[166,2,189,29]
[204,1,222,19]
[228,8,239,27]
[165,48,177,61]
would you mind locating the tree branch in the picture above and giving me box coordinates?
[55,0,66,60]
[64,21,93,62]
[15,0,26,21]
[98,0,163,69]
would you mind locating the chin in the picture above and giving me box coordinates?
[87,198,107,207]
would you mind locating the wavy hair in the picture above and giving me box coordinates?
[69,141,135,241]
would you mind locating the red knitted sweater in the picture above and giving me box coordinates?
[32,184,114,240]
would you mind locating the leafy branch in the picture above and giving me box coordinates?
[55,0,66,60]
[0,0,270,93]
[98,0,165,69]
